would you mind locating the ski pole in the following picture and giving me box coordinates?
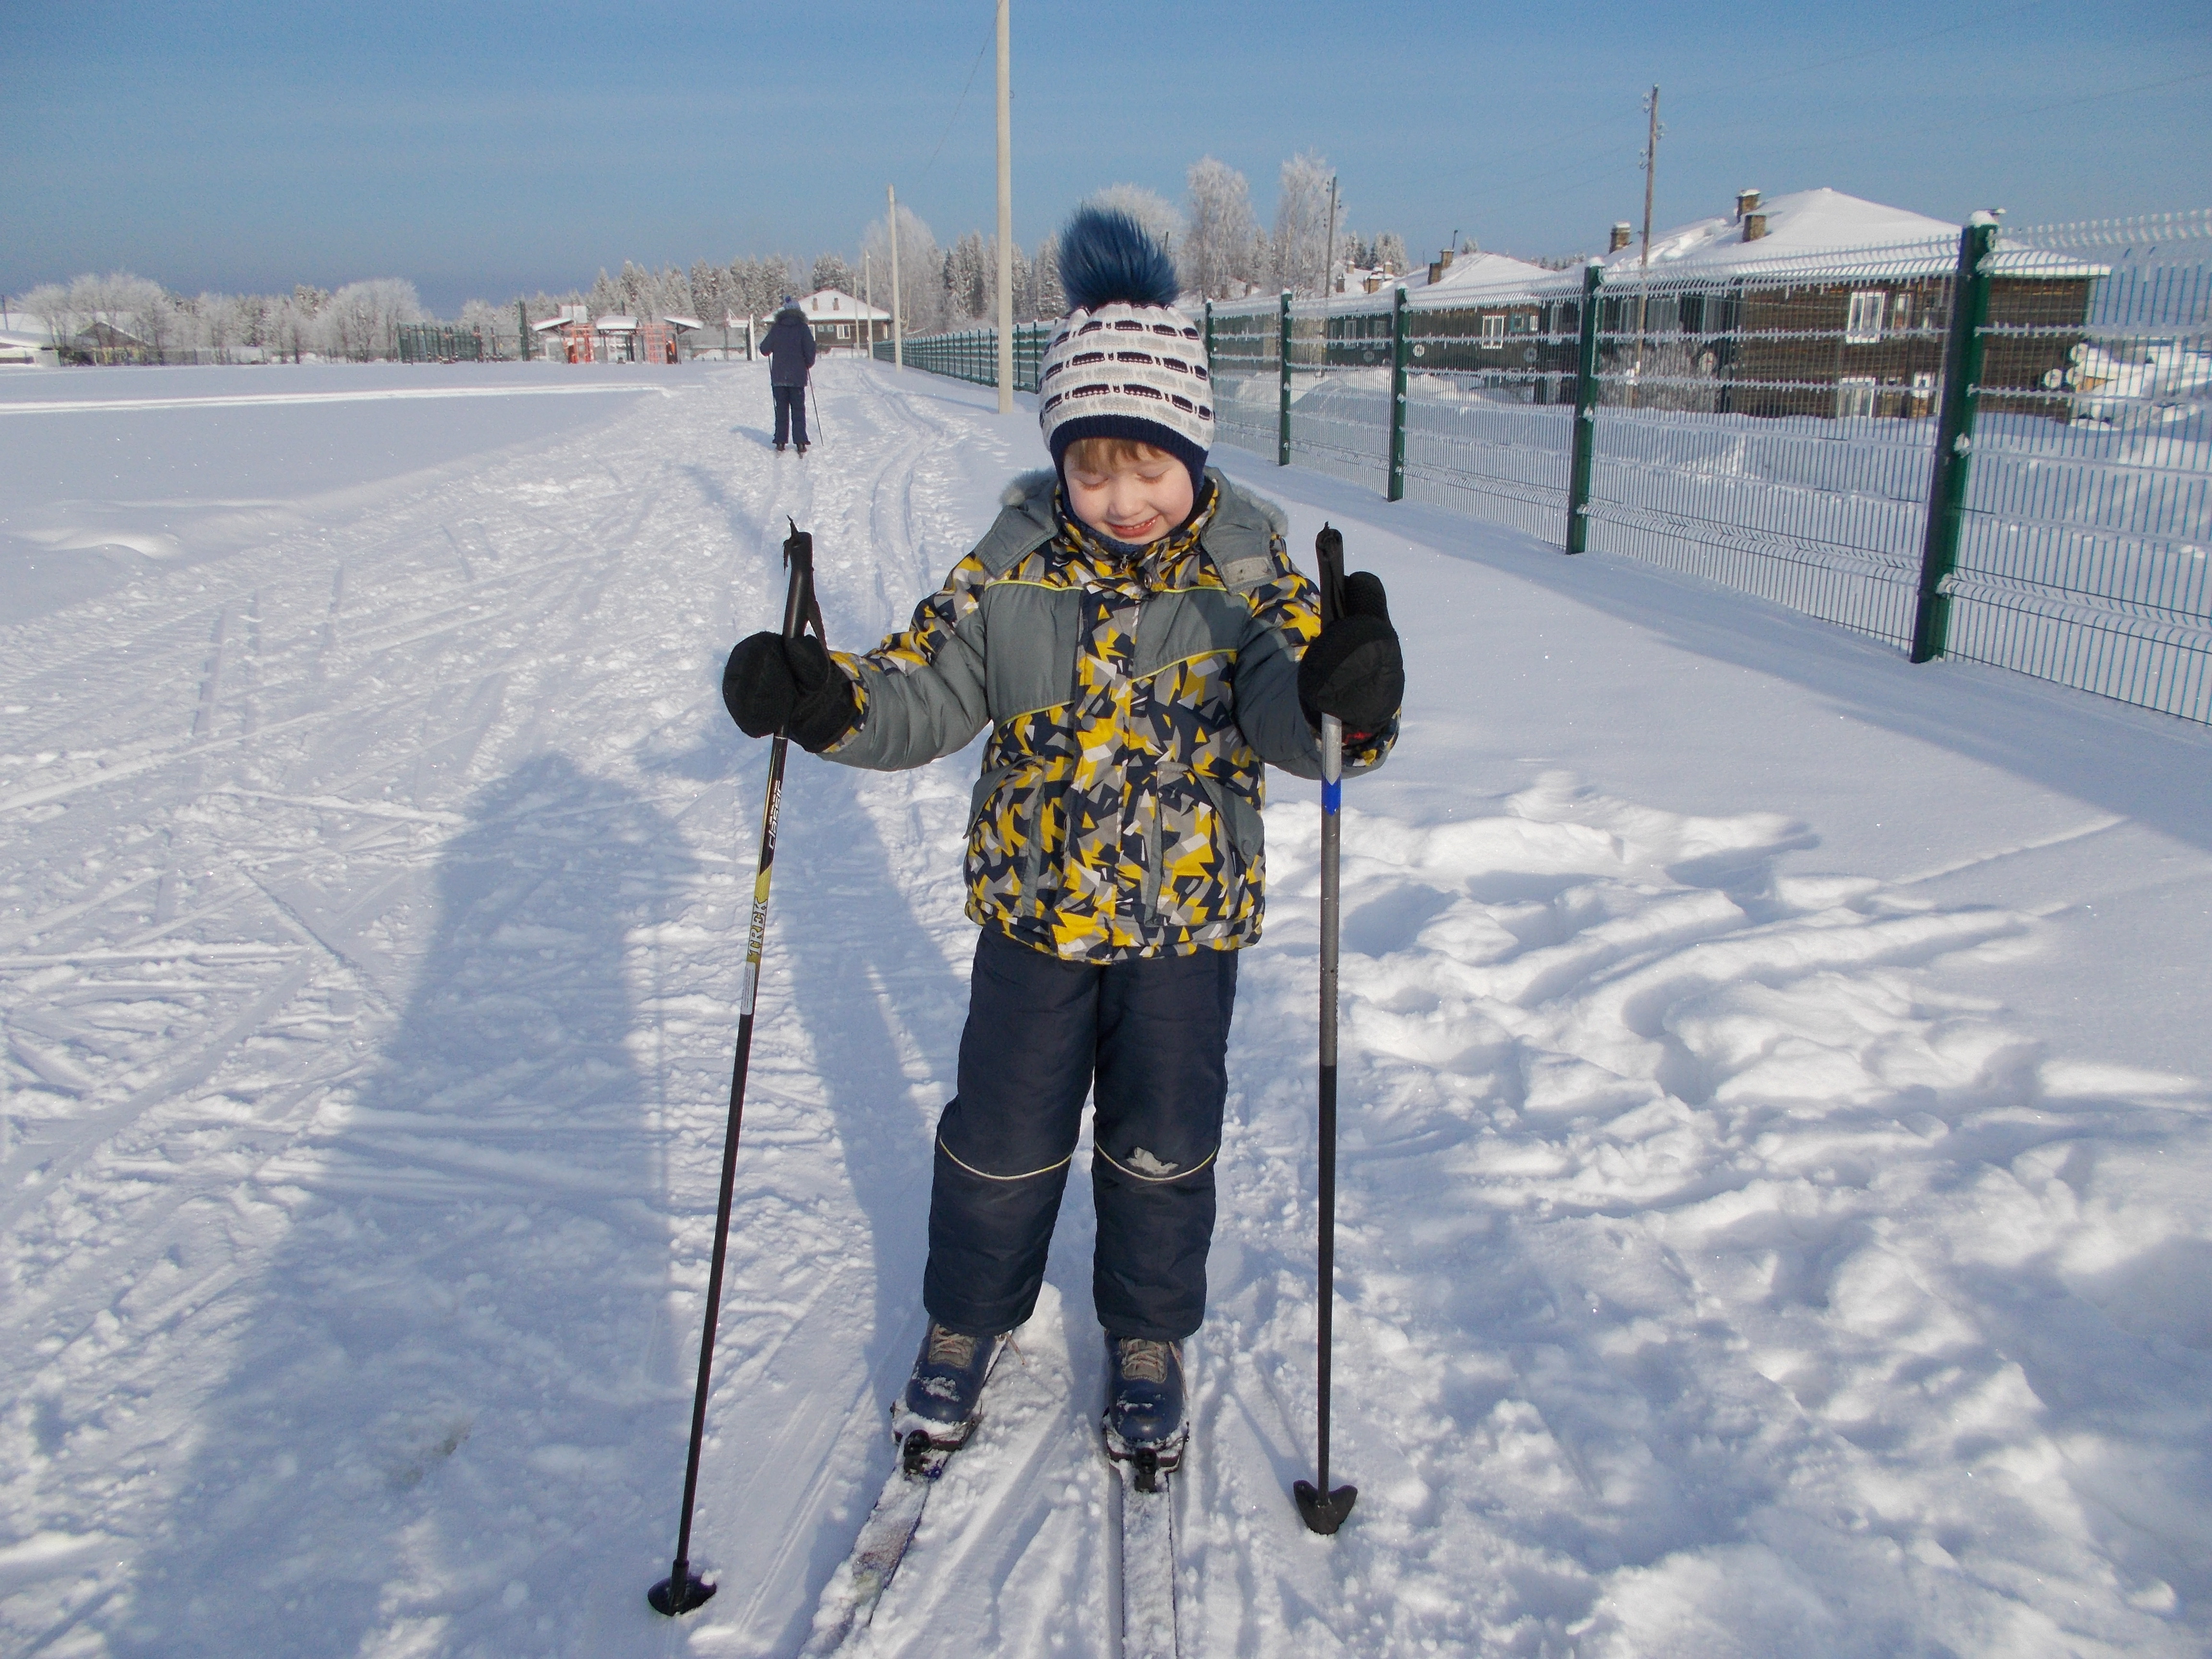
[650,519,825,1617]
[1294,523,1358,1538]
[808,377,828,449]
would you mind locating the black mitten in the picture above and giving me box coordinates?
[722,633,857,751]
[1297,571,1404,734]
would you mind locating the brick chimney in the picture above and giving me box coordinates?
[1609,222,1633,253]
[1737,189,1767,242]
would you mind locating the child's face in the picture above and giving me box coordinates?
[1065,449,1193,547]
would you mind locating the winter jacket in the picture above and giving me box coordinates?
[761,304,817,386]
[822,470,1396,962]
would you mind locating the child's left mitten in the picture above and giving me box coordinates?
[1296,572,1405,737]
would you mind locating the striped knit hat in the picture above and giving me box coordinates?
[1039,207,1214,493]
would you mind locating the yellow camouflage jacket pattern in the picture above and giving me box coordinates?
[822,470,1395,962]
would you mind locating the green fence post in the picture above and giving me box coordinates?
[1387,284,1410,502]
[1278,290,1293,465]
[1911,214,1998,664]
[1566,261,1603,554]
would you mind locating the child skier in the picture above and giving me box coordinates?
[721,207,1404,1474]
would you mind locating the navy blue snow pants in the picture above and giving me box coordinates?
[773,383,808,446]
[924,926,1238,1343]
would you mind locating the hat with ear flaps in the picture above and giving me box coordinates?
[1038,206,1214,497]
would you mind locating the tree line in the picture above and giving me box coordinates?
[11,151,1417,362]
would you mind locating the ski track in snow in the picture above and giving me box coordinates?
[2,361,2208,1658]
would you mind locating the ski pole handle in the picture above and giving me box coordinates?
[1314,522,1348,630]
[782,517,822,649]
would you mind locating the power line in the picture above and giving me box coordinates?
[1674,0,2049,98]
[913,22,995,190]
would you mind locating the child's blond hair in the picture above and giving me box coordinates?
[1062,435,1173,475]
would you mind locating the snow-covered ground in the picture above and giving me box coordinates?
[3,358,2210,1659]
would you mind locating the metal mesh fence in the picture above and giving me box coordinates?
[1206,303,1278,459]
[1944,212,2212,721]
[396,324,497,363]
[885,213,2212,725]
[1583,236,1962,647]
[872,325,1051,392]
[1402,288,1579,541]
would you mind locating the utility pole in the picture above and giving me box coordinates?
[1633,84,1661,406]
[864,252,873,359]
[995,0,1014,412]
[1322,174,1338,299]
[889,183,905,370]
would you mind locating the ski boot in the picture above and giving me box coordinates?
[775,442,788,453]
[796,441,809,455]
[1102,1336,1187,1493]
[890,1322,1004,1477]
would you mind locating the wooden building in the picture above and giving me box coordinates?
[1579,188,2097,420]
[797,289,891,353]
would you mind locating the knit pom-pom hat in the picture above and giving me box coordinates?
[1038,207,1214,496]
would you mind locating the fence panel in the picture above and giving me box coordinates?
[1400,287,1579,541]
[1580,237,1959,647]
[1944,213,2212,721]
[874,324,1051,392]
[1207,299,1279,460]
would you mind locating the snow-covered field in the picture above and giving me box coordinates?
[3,358,2210,1658]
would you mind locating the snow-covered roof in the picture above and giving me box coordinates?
[1592,188,2104,284]
[1418,251,1561,299]
[799,289,889,323]
[661,314,703,331]
[1603,188,1954,279]
[595,315,638,333]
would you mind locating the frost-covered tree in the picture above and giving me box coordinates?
[320,278,421,361]
[944,231,990,322]
[689,259,730,324]
[861,204,944,335]
[1083,184,1182,262]
[234,292,271,350]
[1271,152,1335,297]
[62,272,170,360]
[1370,230,1408,277]
[725,255,800,320]
[1183,157,1261,301]
[19,283,72,351]
[810,252,855,297]
[1029,232,1064,319]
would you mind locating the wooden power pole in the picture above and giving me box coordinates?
[996,0,1014,412]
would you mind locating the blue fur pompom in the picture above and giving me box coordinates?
[1058,206,1179,313]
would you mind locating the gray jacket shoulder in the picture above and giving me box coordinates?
[967,469,1059,577]
[1201,472,1289,591]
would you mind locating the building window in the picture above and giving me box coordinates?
[1845,290,1885,345]
[1891,292,1912,333]
[1480,314,1506,348]
[1837,376,1878,418]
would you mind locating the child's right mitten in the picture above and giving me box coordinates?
[721,633,857,751]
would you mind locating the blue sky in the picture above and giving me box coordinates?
[5,0,2208,314]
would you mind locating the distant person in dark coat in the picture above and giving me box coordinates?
[760,298,817,453]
